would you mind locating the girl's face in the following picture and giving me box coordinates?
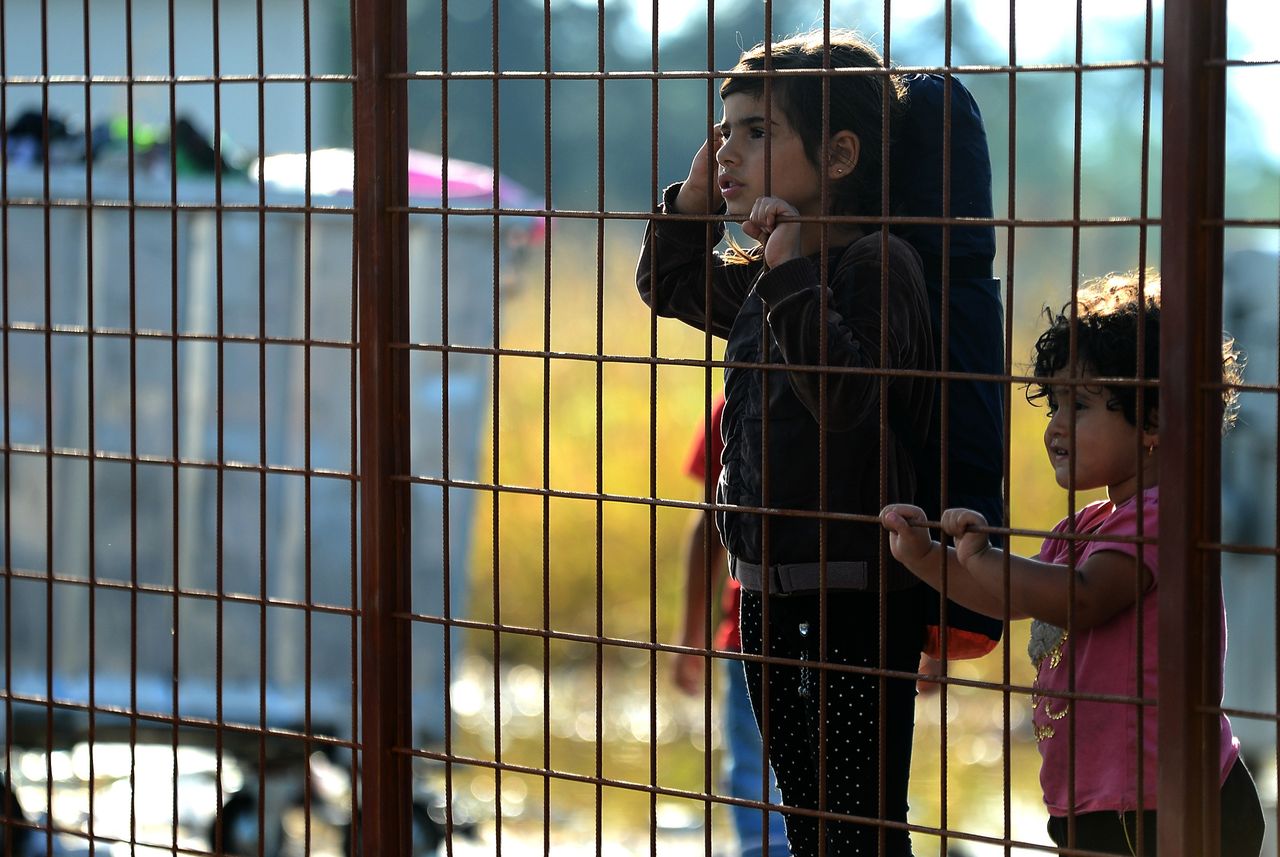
[715,92,824,218]
[1042,368,1159,504]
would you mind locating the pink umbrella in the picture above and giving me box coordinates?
[254,147,539,209]
[407,149,538,208]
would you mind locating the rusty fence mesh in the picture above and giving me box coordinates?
[0,1,1277,856]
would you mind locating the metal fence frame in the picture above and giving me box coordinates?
[0,0,1268,855]
[1158,1,1227,854]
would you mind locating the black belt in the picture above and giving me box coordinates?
[729,556,869,595]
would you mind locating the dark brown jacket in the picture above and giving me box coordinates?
[637,184,935,584]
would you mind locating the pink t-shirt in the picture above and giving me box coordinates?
[1033,485,1239,816]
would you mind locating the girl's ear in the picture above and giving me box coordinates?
[827,131,860,180]
[1141,407,1159,445]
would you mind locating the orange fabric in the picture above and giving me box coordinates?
[922,626,998,661]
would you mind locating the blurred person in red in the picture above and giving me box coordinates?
[673,394,790,857]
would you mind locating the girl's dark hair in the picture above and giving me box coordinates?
[720,31,903,220]
[1028,271,1244,431]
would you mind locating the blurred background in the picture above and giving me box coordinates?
[1,0,1277,855]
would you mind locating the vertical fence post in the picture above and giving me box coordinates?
[1158,0,1228,854]
[354,0,412,854]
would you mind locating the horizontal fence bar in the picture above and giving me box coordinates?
[1,198,354,215]
[393,60,1166,82]
[0,74,354,85]
[0,692,361,748]
[0,568,358,616]
[0,445,356,481]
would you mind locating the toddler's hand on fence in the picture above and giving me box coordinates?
[743,196,803,269]
[880,504,934,565]
[674,134,723,214]
[940,508,992,566]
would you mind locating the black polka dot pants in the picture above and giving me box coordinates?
[739,588,924,857]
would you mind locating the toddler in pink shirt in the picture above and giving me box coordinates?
[881,272,1261,855]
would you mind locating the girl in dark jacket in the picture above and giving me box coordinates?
[637,30,934,857]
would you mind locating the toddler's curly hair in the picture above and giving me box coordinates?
[1027,270,1243,432]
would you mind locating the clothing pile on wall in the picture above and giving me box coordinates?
[5,109,249,179]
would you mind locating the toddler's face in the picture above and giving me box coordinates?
[1042,367,1158,503]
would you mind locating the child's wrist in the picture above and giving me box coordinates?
[907,539,940,566]
[674,181,712,214]
[962,541,997,570]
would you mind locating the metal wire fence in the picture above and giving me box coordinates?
[1,0,1277,856]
